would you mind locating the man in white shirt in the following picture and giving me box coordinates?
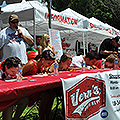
[0,14,34,64]
[70,51,98,69]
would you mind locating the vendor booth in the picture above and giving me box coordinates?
[0,0,118,56]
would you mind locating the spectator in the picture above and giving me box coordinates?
[0,57,29,120]
[0,14,34,64]
[38,34,55,55]
[99,36,120,59]
[95,54,119,69]
[70,51,98,69]
[36,36,42,54]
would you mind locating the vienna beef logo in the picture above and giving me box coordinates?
[66,76,106,120]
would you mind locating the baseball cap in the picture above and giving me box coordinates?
[9,14,19,22]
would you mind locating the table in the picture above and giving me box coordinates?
[0,69,115,112]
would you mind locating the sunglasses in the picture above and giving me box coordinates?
[10,21,19,24]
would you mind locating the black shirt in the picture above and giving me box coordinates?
[99,38,118,59]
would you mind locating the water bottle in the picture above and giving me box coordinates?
[81,60,86,72]
[16,64,22,81]
[54,61,59,76]
[114,58,119,69]
[101,58,105,69]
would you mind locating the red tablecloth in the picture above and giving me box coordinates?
[0,69,117,112]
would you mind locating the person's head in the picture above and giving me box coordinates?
[1,57,22,77]
[34,50,55,68]
[85,51,98,66]
[106,54,118,68]
[9,14,19,31]
[36,36,41,46]
[59,53,72,71]
[112,36,120,47]
[41,34,50,49]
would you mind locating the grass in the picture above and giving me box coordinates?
[0,97,64,120]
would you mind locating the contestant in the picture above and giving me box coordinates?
[38,53,72,120]
[95,54,119,69]
[22,50,56,76]
[70,50,98,70]
[22,50,56,120]
[47,53,72,72]
[0,57,29,120]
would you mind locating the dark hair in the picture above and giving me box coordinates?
[36,36,42,46]
[113,36,120,42]
[1,57,22,72]
[85,51,98,60]
[1,57,22,80]
[34,50,55,60]
[60,53,72,63]
[106,54,118,63]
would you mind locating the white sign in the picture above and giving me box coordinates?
[49,29,63,59]
[62,70,120,120]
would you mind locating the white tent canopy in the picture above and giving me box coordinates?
[59,8,116,54]
[88,17,120,36]
[0,1,116,55]
[0,0,84,35]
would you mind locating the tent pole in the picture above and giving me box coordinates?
[83,31,85,56]
[29,1,36,47]
[86,31,88,53]
[33,8,36,48]
[48,0,51,28]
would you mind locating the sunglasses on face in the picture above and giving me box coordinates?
[10,21,19,24]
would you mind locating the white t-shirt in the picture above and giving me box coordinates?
[0,26,33,64]
[70,55,84,68]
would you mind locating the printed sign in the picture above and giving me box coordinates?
[66,76,106,119]
[49,29,63,59]
[62,70,120,120]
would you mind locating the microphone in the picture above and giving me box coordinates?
[15,26,22,38]
[15,26,18,30]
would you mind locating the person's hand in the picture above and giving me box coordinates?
[17,29,23,38]
[113,51,117,54]
[90,65,99,69]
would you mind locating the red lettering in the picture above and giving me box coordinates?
[51,14,54,20]
[58,15,62,22]
[71,18,75,25]
[45,13,49,20]
[90,23,95,29]
[67,17,71,24]
[53,14,58,21]
[64,17,68,24]
[74,19,78,25]
[114,30,119,36]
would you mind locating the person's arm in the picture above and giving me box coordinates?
[68,66,82,71]
[51,45,55,54]
[22,60,34,76]
[38,46,43,55]
[17,29,34,45]
[46,63,54,73]
[100,49,117,55]
[49,44,55,54]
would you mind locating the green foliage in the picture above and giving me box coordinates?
[0,97,63,120]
